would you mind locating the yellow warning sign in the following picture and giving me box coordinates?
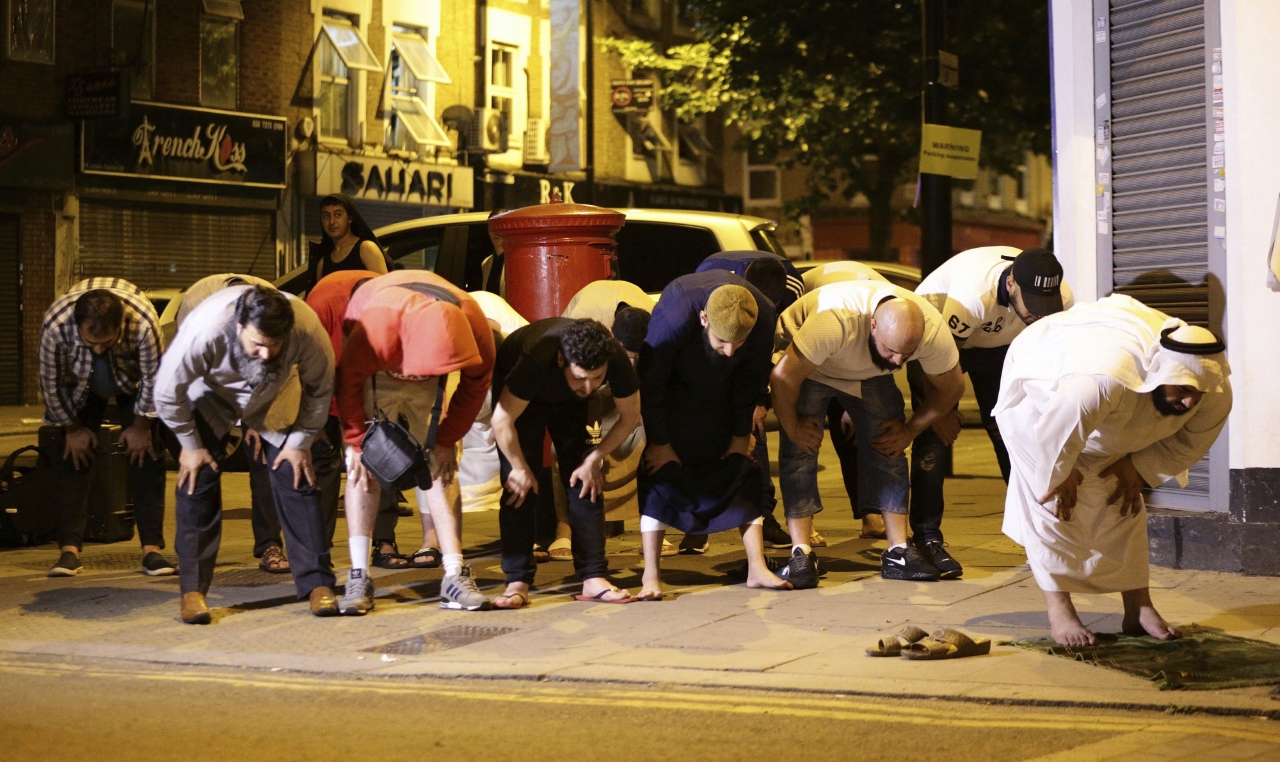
[919,123,982,180]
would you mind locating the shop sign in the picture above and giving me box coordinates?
[318,153,474,209]
[0,120,73,190]
[610,79,654,114]
[66,72,125,119]
[509,174,585,207]
[81,102,287,188]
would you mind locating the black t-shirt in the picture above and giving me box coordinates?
[497,317,639,404]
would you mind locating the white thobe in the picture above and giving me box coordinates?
[999,374,1230,593]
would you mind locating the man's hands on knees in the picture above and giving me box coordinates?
[119,420,155,467]
[177,447,218,495]
[872,419,915,459]
[1040,468,1084,521]
[244,428,267,464]
[643,442,682,474]
[722,434,751,460]
[930,410,965,447]
[788,415,824,455]
[273,445,315,489]
[430,444,458,486]
[63,423,98,470]
[569,451,605,502]
[1100,455,1146,517]
[504,466,539,507]
[752,405,768,440]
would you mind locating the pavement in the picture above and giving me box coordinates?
[1,426,1279,720]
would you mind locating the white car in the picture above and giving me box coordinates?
[276,208,785,296]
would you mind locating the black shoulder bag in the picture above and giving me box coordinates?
[358,283,459,490]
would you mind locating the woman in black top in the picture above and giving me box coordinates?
[309,193,389,289]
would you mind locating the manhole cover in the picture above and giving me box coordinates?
[14,552,147,572]
[365,625,520,656]
[152,566,289,587]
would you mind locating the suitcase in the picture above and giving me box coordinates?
[0,445,59,546]
[38,424,136,544]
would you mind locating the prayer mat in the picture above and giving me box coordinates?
[1008,625,1280,690]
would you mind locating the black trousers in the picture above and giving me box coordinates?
[824,399,882,520]
[166,413,335,598]
[498,398,607,585]
[907,345,1011,542]
[52,391,167,550]
[241,415,344,554]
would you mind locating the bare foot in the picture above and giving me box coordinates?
[493,582,529,609]
[637,577,665,601]
[746,569,793,590]
[1123,605,1181,640]
[1044,591,1097,647]
[581,578,631,601]
[861,514,887,538]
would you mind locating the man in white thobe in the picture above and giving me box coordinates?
[994,295,1231,646]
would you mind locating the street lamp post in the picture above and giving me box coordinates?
[920,0,951,278]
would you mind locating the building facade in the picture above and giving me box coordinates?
[0,0,739,404]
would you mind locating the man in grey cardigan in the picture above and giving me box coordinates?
[155,285,338,624]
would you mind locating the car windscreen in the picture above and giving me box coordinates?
[614,221,721,293]
[382,227,445,272]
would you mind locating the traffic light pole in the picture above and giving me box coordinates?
[920,0,951,279]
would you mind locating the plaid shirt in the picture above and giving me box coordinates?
[38,278,163,426]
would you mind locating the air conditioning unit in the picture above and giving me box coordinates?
[523,117,550,164]
[469,107,509,153]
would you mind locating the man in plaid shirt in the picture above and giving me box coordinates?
[38,277,173,578]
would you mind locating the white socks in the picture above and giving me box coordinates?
[349,536,371,571]
[640,516,670,532]
[889,542,908,551]
[793,542,813,555]
[443,552,464,578]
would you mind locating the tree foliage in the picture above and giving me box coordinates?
[599,1,1051,258]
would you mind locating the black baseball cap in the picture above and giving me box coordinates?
[1011,248,1065,317]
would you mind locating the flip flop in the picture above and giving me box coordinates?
[660,539,677,557]
[865,625,929,657]
[493,591,529,610]
[901,628,992,660]
[574,587,636,604]
[547,538,573,561]
[809,531,828,548]
[408,547,441,569]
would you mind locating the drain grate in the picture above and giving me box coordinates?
[151,566,289,587]
[13,552,148,572]
[364,625,520,656]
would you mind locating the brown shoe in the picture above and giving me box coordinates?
[309,586,339,617]
[181,592,211,624]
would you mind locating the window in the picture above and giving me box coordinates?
[383,227,446,273]
[745,144,780,206]
[316,14,382,142]
[1015,164,1030,215]
[113,0,154,100]
[614,222,721,293]
[630,114,671,157]
[489,43,517,141]
[986,173,1004,211]
[200,10,240,110]
[677,124,712,165]
[388,26,452,150]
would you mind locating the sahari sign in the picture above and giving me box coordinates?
[80,102,287,188]
[318,153,474,209]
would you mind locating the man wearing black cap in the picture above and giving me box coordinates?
[910,246,1073,578]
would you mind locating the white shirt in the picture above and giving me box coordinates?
[174,273,275,331]
[776,280,959,396]
[562,279,654,328]
[801,260,887,292]
[468,291,528,338]
[915,246,1074,349]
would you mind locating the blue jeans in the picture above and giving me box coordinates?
[907,345,1011,543]
[778,374,909,518]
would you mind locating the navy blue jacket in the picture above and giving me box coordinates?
[695,250,805,312]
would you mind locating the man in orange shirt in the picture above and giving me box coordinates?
[335,271,496,614]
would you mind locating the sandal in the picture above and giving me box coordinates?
[258,545,290,574]
[574,587,636,604]
[901,628,992,660]
[533,546,550,563]
[810,530,828,548]
[547,538,573,561]
[408,547,441,569]
[372,541,410,569]
[493,590,529,610]
[866,625,929,657]
[660,539,677,557]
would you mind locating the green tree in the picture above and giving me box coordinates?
[601,1,1050,260]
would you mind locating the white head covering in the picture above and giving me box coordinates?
[994,294,1230,414]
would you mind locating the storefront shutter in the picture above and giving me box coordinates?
[79,201,276,290]
[0,215,22,405]
[1095,0,1226,511]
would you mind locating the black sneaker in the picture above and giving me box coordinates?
[679,533,709,554]
[917,539,963,580]
[762,517,793,548]
[726,555,786,581]
[48,551,82,577]
[141,552,176,577]
[778,546,819,589]
[881,544,940,581]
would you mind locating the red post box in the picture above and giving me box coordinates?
[488,202,625,322]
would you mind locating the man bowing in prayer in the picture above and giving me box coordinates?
[637,272,792,599]
[994,295,1231,646]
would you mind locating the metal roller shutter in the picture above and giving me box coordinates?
[1095,0,1225,511]
[79,201,276,290]
[0,215,22,405]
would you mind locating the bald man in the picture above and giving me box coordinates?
[773,280,964,582]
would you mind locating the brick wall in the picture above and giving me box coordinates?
[154,0,200,106]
